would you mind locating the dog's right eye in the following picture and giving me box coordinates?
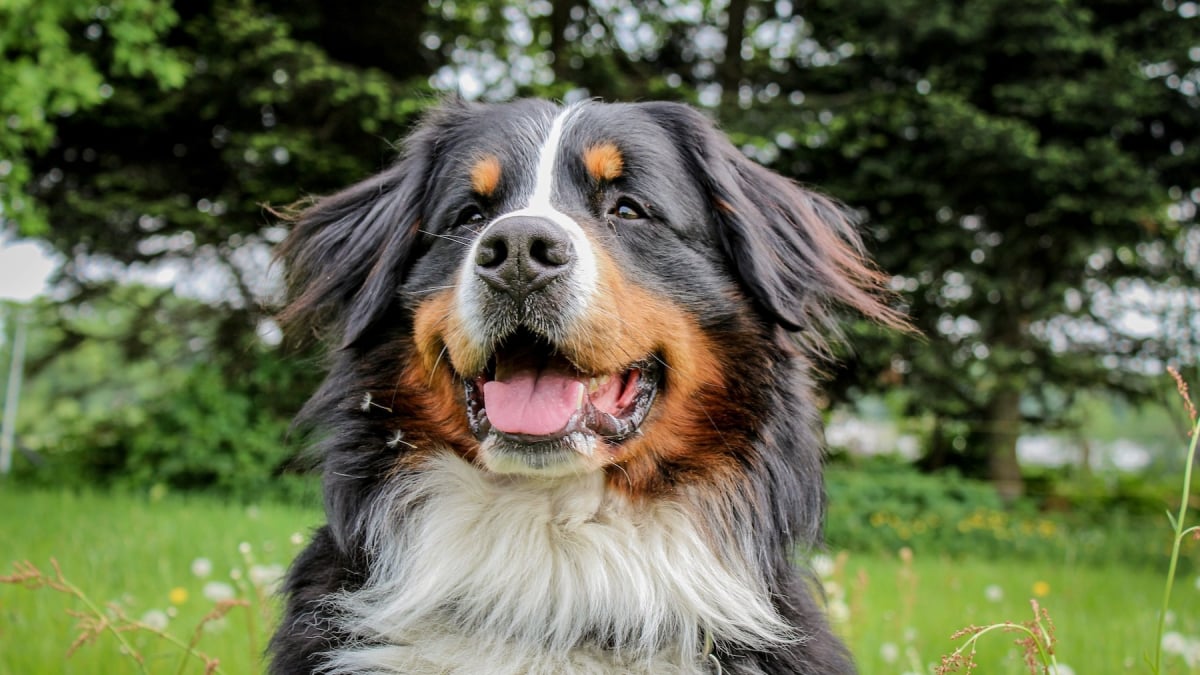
[456,206,486,228]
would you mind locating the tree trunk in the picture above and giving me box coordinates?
[719,0,748,109]
[550,0,574,82]
[984,386,1024,502]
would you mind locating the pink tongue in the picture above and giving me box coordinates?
[483,370,586,436]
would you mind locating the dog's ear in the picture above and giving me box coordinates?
[644,102,907,337]
[275,121,441,349]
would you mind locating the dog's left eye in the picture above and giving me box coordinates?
[456,206,486,227]
[610,198,647,221]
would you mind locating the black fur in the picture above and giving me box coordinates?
[270,99,900,674]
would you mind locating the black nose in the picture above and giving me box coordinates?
[474,216,575,300]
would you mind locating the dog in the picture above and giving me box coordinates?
[268,99,903,674]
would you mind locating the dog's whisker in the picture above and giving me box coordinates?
[419,229,473,246]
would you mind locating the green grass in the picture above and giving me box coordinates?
[835,552,1198,673]
[1,487,1197,674]
[0,487,323,674]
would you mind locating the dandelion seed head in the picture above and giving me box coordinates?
[1185,639,1200,668]
[191,557,213,578]
[238,541,252,555]
[203,581,236,602]
[140,609,169,631]
[290,532,305,546]
[880,642,900,663]
[1052,664,1076,675]
[230,567,243,581]
[249,563,285,593]
[1163,631,1188,655]
[984,584,1004,602]
[810,553,835,578]
[166,606,178,618]
[827,598,850,624]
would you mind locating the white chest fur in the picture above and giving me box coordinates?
[321,452,796,674]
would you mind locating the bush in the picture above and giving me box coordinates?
[14,348,318,503]
[824,459,1188,569]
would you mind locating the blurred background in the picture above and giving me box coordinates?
[1,1,1198,671]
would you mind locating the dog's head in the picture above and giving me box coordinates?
[279,99,901,490]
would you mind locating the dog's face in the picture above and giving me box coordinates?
[280,99,900,493]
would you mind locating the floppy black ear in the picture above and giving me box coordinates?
[275,121,440,349]
[643,102,906,336]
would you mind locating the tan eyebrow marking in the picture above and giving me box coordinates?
[470,155,502,196]
[583,142,624,182]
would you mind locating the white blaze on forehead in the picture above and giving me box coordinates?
[529,105,573,208]
[455,104,599,343]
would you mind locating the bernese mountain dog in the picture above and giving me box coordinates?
[269,99,903,674]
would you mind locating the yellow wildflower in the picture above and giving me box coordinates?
[168,586,189,605]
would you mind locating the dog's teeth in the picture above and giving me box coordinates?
[588,375,610,394]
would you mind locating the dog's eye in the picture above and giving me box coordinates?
[611,198,647,221]
[457,206,486,227]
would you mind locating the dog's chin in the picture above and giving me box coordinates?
[477,432,606,477]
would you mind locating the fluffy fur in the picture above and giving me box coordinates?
[269,99,903,675]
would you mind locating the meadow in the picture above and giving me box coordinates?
[1,487,1197,674]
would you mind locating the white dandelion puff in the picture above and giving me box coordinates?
[810,553,835,579]
[250,563,285,593]
[1163,631,1188,655]
[191,557,213,578]
[203,581,236,602]
[140,609,169,631]
[827,598,850,624]
[984,584,1004,602]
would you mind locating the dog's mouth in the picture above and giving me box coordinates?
[463,330,662,448]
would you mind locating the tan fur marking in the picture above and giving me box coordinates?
[469,155,502,196]
[584,142,624,182]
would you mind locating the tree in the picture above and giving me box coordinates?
[3,0,443,488]
[739,0,1200,496]
[0,0,187,234]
